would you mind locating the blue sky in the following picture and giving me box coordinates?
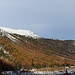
[0,0,75,40]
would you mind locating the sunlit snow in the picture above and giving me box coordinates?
[0,27,40,39]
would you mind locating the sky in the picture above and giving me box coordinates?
[0,0,75,40]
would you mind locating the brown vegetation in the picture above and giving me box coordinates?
[0,34,75,70]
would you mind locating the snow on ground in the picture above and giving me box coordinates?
[6,33,18,42]
[1,69,75,75]
[0,27,40,39]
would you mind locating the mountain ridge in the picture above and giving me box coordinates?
[0,27,75,70]
[0,27,40,39]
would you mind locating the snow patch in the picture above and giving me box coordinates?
[0,28,18,42]
[3,50,9,55]
[6,34,17,42]
[0,27,40,39]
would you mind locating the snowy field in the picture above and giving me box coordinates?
[1,69,75,75]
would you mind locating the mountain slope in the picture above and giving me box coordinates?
[0,27,75,70]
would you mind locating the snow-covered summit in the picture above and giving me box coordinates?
[0,27,40,39]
